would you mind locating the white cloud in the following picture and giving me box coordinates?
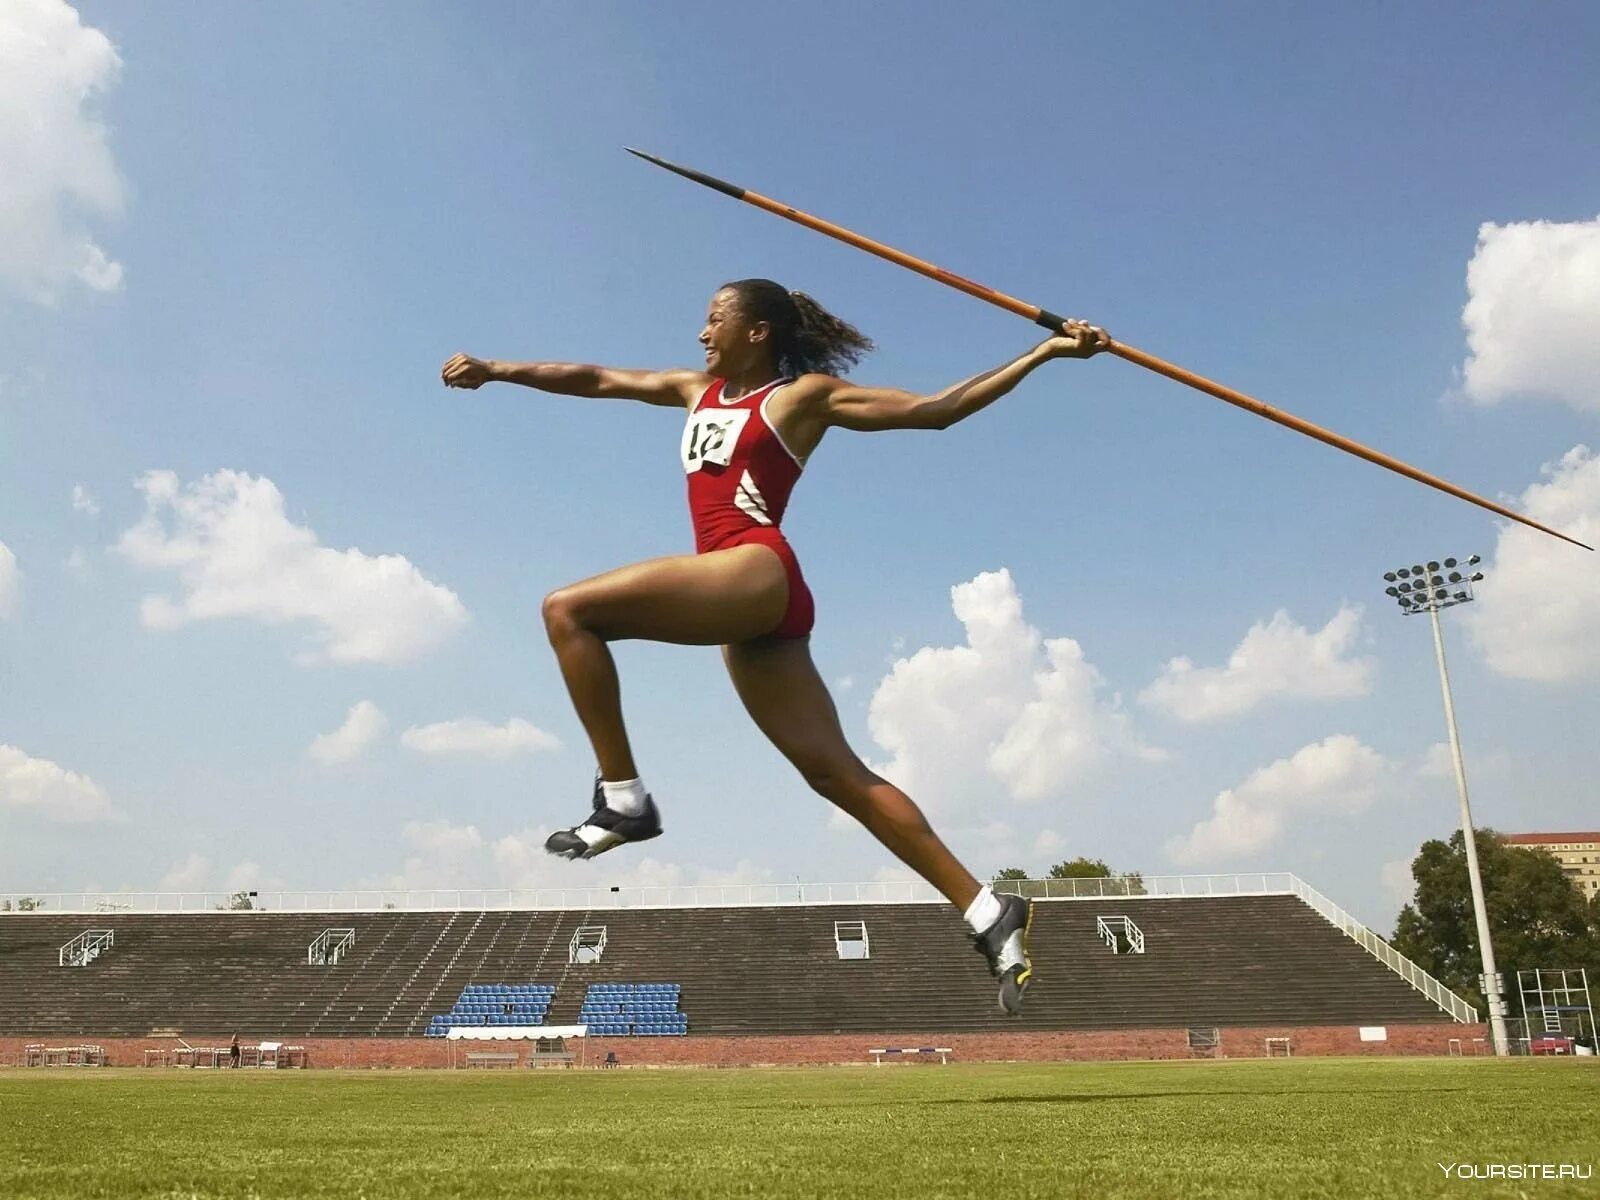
[1417,742,1456,780]
[372,819,761,893]
[1139,606,1372,723]
[156,852,211,892]
[866,569,1158,815]
[1033,828,1066,856]
[1166,735,1392,866]
[376,820,488,890]
[222,861,276,893]
[0,743,115,822]
[0,0,126,303]
[0,540,17,617]
[1380,857,1415,911]
[63,547,92,579]
[1460,217,1600,412]
[1417,741,1509,780]
[115,469,468,665]
[1464,446,1600,681]
[152,853,281,895]
[400,717,560,760]
[71,483,99,515]
[308,700,388,765]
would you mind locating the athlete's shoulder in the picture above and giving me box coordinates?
[779,373,846,405]
[664,368,717,407]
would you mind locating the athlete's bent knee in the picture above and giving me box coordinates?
[542,587,585,641]
[796,754,871,809]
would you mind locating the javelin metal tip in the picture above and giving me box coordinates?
[624,147,745,200]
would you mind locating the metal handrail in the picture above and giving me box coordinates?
[58,929,114,968]
[1287,876,1478,1024]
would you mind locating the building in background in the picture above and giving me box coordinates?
[1503,832,1600,900]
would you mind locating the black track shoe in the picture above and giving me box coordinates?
[544,776,663,860]
[972,894,1034,1016]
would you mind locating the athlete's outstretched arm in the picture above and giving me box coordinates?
[815,323,1107,433]
[441,354,707,409]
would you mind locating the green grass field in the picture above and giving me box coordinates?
[2,1058,1595,1199]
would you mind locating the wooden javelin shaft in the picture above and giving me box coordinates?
[625,148,1590,552]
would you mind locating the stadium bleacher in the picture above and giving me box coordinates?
[0,894,1460,1040]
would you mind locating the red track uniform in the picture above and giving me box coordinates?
[682,377,814,638]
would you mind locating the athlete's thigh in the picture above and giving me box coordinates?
[559,544,787,646]
[721,637,864,777]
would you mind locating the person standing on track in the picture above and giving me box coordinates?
[441,279,1106,1013]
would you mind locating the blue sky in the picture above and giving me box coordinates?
[2,1,1597,930]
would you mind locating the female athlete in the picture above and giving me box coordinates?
[441,280,1106,1013]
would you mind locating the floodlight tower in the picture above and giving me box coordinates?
[1382,555,1510,1056]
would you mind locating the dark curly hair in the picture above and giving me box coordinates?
[719,278,875,377]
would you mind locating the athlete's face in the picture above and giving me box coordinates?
[699,290,769,375]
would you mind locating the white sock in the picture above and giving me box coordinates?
[963,884,1003,934]
[601,777,648,817]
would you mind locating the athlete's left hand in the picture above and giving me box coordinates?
[1041,320,1110,359]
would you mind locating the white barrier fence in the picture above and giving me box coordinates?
[0,873,1298,915]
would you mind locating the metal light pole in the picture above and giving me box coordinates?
[1383,556,1510,1055]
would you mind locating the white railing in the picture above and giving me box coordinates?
[1096,915,1145,955]
[308,928,356,966]
[1287,876,1478,1024]
[569,925,607,965]
[0,874,1301,914]
[58,929,115,968]
[834,919,870,960]
[994,873,1298,899]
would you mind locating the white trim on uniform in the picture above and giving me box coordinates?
[716,377,786,406]
[759,381,807,469]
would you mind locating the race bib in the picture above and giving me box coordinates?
[681,408,750,473]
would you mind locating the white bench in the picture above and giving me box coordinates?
[868,1046,952,1065]
[465,1052,519,1069]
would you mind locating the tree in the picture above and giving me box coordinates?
[219,891,258,911]
[1048,857,1113,879]
[1392,828,1600,1019]
[2,897,45,912]
[993,868,1030,882]
[1047,857,1147,896]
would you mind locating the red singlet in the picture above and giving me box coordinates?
[682,377,814,638]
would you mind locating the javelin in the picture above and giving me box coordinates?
[625,147,1591,552]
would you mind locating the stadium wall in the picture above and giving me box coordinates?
[0,1024,1484,1069]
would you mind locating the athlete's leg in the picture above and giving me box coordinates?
[543,545,788,780]
[721,637,981,910]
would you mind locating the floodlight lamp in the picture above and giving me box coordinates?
[1383,572,1397,582]
[1430,575,1443,586]
[1467,555,1481,566]
[1453,591,1468,601]
[1448,571,1462,584]
[1444,557,1457,568]
[1470,572,1484,582]
[1411,564,1424,574]
[1397,567,1411,578]
[1385,586,1399,597]
[1399,582,1412,592]
[1434,588,1447,600]
[1427,561,1440,572]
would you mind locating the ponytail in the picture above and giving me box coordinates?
[720,278,875,377]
